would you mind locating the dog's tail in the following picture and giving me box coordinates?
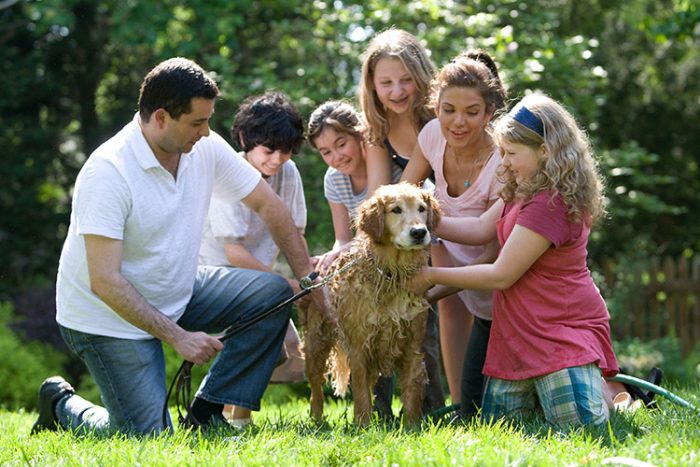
[330,346,351,397]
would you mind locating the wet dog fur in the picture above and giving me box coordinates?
[300,182,442,425]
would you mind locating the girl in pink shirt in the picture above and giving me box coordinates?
[411,93,620,428]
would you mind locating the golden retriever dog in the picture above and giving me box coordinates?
[300,182,441,425]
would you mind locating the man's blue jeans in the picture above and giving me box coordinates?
[56,266,292,435]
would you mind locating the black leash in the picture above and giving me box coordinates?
[163,270,327,429]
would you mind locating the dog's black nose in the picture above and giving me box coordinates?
[410,227,427,241]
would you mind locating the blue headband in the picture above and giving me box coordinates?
[510,103,544,137]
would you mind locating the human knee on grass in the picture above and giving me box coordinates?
[482,364,609,428]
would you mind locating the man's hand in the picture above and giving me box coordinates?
[288,277,316,308]
[171,331,223,365]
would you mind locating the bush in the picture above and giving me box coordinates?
[0,302,66,410]
[613,336,697,386]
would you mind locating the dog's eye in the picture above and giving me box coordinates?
[391,206,402,214]
[418,205,426,213]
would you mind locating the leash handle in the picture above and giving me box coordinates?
[299,271,319,290]
[163,360,194,429]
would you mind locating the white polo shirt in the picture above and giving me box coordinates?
[56,114,261,339]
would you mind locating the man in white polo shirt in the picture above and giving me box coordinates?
[31,57,320,435]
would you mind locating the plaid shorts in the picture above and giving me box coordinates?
[481,364,609,428]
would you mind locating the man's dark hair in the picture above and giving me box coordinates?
[138,57,220,121]
[231,91,304,155]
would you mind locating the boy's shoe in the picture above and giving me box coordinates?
[227,417,252,430]
[181,411,248,433]
[31,376,74,434]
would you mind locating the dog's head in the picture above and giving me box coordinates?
[357,182,442,249]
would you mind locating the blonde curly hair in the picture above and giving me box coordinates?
[493,92,607,224]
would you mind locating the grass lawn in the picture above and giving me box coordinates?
[2,384,699,466]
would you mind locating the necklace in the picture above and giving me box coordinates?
[449,142,492,188]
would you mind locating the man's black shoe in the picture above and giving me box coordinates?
[31,376,74,434]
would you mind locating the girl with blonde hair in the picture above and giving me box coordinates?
[358,29,444,417]
[360,28,435,195]
[411,92,620,428]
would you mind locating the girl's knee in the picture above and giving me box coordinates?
[538,365,609,427]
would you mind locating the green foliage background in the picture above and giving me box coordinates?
[0,302,65,409]
[2,0,698,295]
[0,0,698,401]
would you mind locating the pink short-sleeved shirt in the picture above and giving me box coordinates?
[483,191,619,380]
[419,118,501,319]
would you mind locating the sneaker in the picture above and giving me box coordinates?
[31,376,74,434]
[227,417,252,430]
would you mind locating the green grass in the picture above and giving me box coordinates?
[3,385,700,466]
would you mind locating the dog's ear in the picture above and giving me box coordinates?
[357,196,384,243]
[423,191,442,232]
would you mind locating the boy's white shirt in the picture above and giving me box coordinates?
[199,159,307,268]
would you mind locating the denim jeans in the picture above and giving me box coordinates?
[57,266,292,435]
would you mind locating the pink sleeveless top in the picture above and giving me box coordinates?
[418,118,502,319]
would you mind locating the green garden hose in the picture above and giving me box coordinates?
[608,373,698,412]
